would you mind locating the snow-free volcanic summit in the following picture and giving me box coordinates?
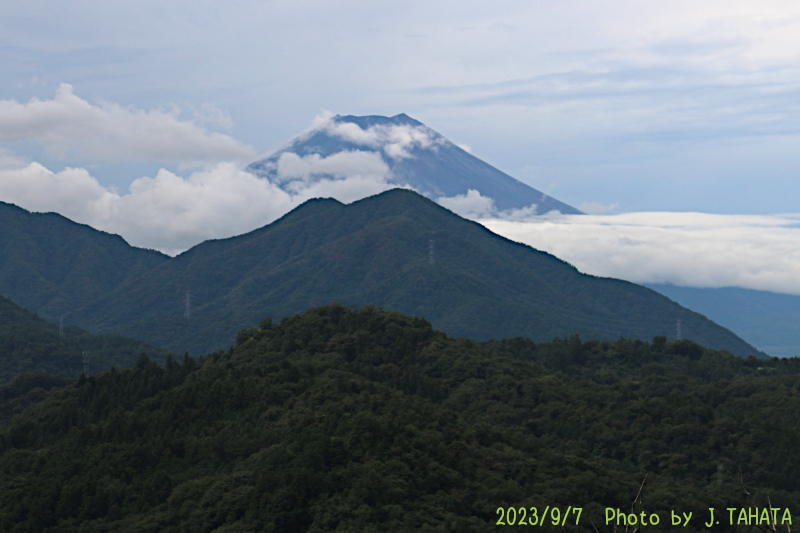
[247,113,581,215]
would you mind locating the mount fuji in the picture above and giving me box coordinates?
[247,113,581,215]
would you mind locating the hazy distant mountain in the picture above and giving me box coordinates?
[48,189,758,357]
[646,284,800,358]
[248,113,581,214]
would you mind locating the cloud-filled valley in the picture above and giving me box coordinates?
[481,212,800,297]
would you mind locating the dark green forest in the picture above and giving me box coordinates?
[0,200,168,320]
[0,294,166,389]
[1,305,797,532]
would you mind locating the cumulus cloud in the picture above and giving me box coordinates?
[437,189,496,218]
[479,212,800,296]
[0,84,257,164]
[0,154,398,256]
[437,189,539,220]
[5,148,800,297]
[273,150,390,189]
[313,113,444,160]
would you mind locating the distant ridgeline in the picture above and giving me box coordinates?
[646,284,800,358]
[0,191,763,357]
[0,292,166,387]
[0,305,797,532]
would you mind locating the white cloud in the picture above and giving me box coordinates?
[5,147,800,298]
[437,189,497,218]
[0,155,398,256]
[0,157,116,217]
[289,174,407,206]
[192,103,234,130]
[437,189,540,219]
[4,1,800,215]
[579,201,619,215]
[0,84,257,164]
[499,204,541,220]
[313,114,444,160]
[273,150,390,188]
[479,211,800,296]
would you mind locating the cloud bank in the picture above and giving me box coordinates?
[4,150,800,297]
[0,84,257,164]
[0,153,397,255]
[480,212,800,296]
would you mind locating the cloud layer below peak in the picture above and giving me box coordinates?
[0,154,396,255]
[4,151,800,298]
[480,212,800,296]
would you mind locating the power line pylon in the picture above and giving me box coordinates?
[184,291,192,320]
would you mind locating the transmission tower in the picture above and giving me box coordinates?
[82,351,90,376]
[184,291,192,320]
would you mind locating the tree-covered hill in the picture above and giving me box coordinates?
[1,305,796,532]
[59,189,763,357]
[0,293,167,389]
[0,200,168,321]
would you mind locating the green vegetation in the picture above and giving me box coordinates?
[0,200,168,321]
[1,305,796,532]
[0,293,167,387]
[0,192,764,357]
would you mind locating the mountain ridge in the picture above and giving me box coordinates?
[0,292,166,386]
[0,200,169,321]
[0,190,763,357]
[48,188,762,357]
[646,283,800,357]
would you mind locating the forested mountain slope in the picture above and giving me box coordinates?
[0,192,763,357]
[0,293,166,387]
[0,305,796,532]
[71,189,763,356]
[0,201,168,321]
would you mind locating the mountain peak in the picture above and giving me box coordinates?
[247,114,581,214]
[332,113,423,129]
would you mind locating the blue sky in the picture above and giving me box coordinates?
[2,1,800,293]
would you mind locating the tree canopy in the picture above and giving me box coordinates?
[1,304,796,532]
